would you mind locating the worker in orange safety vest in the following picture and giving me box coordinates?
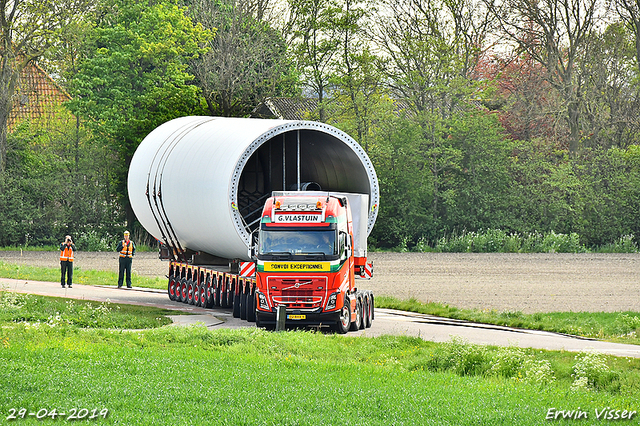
[116,230,136,288]
[60,235,76,288]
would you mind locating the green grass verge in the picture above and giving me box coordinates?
[1,326,639,425]
[1,293,639,424]
[0,261,167,289]
[0,291,176,329]
[376,296,640,345]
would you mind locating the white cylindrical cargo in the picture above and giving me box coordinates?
[128,116,379,260]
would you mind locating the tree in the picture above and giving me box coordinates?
[188,0,296,117]
[286,0,342,121]
[476,53,560,142]
[328,0,389,152]
[0,0,92,174]
[613,0,640,70]
[67,0,211,227]
[577,23,640,149]
[486,0,604,154]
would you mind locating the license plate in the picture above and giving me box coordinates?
[287,314,306,320]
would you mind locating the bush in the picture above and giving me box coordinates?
[597,235,639,253]
[433,229,587,253]
[571,352,618,391]
[75,230,116,252]
[426,336,491,376]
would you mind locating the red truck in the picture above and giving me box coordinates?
[254,192,373,332]
[165,191,374,333]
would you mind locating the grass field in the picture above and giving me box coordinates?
[2,291,640,424]
[1,324,639,425]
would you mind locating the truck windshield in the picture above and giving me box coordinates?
[259,230,336,256]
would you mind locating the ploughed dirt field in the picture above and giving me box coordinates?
[2,251,640,314]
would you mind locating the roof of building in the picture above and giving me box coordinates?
[252,97,420,121]
[251,97,320,120]
[9,61,71,129]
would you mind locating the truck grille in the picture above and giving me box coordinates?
[268,277,326,309]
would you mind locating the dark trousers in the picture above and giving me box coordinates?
[118,257,132,287]
[60,260,73,286]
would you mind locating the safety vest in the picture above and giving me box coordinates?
[120,240,134,258]
[60,245,74,262]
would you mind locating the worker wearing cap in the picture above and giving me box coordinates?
[116,231,136,288]
[60,235,76,288]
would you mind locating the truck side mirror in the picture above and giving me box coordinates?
[249,229,259,260]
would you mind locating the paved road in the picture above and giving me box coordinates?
[3,277,640,358]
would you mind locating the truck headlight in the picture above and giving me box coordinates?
[326,292,339,310]
[257,291,269,310]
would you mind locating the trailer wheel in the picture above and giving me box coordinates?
[227,285,234,308]
[204,276,214,308]
[350,298,362,331]
[194,283,201,306]
[197,283,204,307]
[233,293,241,318]
[187,279,195,305]
[168,275,177,301]
[240,291,248,320]
[334,299,351,334]
[199,285,207,308]
[179,278,188,303]
[215,281,221,307]
[247,291,256,323]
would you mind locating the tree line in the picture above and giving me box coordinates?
[0,0,639,250]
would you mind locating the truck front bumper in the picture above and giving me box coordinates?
[256,309,341,328]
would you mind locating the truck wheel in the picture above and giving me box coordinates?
[350,298,362,331]
[168,275,177,301]
[187,279,195,305]
[194,283,201,306]
[364,296,372,328]
[204,276,214,308]
[359,297,366,330]
[227,287,234,308]
[233,293,241,318]
[199,285,207,308]
[214,282,221,307]
[247,291,256,322]
[240,291,248,320]
[179,278,188,303]
[334,300,351,334]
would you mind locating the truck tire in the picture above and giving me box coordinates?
[179,278,188,303]
[240,291,248,320]
[187,279,195,305]
[215,282,221,307]
[194,283,201,306]
[359,297,366,330]
[350,298,362,331]
[334,299,351,334]
[227,286,234,308]
[168,275,177,301]
[233,293,241,318]
[205,276,214,308]
[364,296,372,328]
[247,291,256,322]
[199,285,207,308]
